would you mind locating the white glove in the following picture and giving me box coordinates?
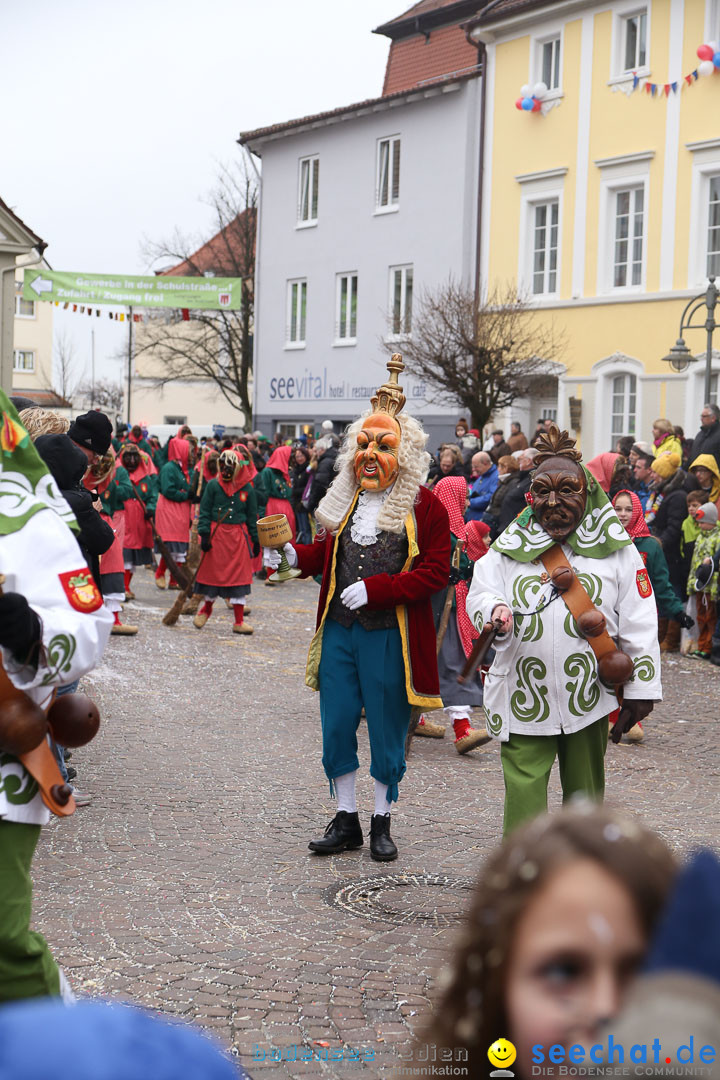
[341,581,368,610]
[263,543,298,569]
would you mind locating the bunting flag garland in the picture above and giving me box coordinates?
[623,41,719,100]
[53,300,149,323]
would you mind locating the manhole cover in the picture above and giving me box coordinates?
[327,873,475,927]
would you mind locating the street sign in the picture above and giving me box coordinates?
[23,269,242,311]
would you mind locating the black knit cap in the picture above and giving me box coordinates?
[68,410,113,454]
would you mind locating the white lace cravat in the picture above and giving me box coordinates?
[350,489,390,546]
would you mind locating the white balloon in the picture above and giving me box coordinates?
[520,84,531,97]
[699,59,715,76]
[533,81,548,99]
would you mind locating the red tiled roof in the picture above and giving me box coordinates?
[0,196,45,250]
[383,21,479,95]
[160,208,256,277]
[238,71,479,147]
[14,389,72,409]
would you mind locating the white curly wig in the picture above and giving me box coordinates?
[315,410,431,535]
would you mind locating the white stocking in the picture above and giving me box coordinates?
[374,779,392,818]
[334,770,358,813]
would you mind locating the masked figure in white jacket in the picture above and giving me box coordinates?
[466,425,661,835]
[0,391,113,1000]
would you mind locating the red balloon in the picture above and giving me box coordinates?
[697,43,714,61]
[515,97,524,110]
[532,98,542,112]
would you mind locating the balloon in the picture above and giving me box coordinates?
[714,52,720,69]
[533,81,548,99]
[697,43,714,61]
[532,98,542,112]
[520,84,531,97]
[515,97,524,110]
[521,97,534,110]
[699,59,715,76]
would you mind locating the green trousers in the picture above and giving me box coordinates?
[0,820,60,1001]
[500,717,608,836]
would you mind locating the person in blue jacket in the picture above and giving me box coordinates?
[466,452,498,521]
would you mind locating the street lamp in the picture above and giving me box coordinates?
[661,277,719,401]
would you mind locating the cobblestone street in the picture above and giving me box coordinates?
[32,570,720,1078]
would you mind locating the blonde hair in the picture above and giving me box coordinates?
[653,418,673,436]
[315,410,431,535]
[19,407,70,440]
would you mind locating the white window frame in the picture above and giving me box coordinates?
[388,264,413,340]
[375,135,401,214]
[516,168,566,300]
[609,2,650,85]
[297,155,319,228]
[591,353,644,455]
[13,349,35,373]
[595,153,652,295]
[285,278,307,349]
[706,0,720,46]
[687,140,720,288]
[14,290,36,318]
[334,272,358,346]
[531,25,564,100]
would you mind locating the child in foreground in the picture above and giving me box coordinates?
[424,805,677,1078]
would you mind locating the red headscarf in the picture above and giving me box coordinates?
[265,445,292,481]
[202,449,219,483]
[433,476,491,657]
[168,436,190,480]
[119,443,156,482]
[612,489,650,538]
[217,448,257,496]
[586,452,619,493]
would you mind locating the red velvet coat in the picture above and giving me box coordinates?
[295,485,450,708]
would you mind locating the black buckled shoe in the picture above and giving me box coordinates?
[369,814,398,862]
[308,811,364,855]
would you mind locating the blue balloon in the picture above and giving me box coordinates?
[714,51,720,68]
[521,96,534,110]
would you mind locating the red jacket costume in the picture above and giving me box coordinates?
[295,485,450,708]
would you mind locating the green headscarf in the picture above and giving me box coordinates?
[0,389,77,535]
[493,465,632,562]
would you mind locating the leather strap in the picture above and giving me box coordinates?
[540,545,617,664]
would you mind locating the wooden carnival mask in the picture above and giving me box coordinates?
[530,426,587,541]
[354,412,401,491]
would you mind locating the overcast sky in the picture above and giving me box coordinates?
[3,0,398,383]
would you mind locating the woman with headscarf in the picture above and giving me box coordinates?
[290,445,313,545]
[84,449,137,635]
[413,475,492,753]
[193,448,259,634]
[255,444,296,539]
[154,436,196,590]
[119,444,158,600]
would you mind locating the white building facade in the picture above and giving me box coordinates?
[241,73,483,449]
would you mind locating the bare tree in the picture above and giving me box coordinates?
[76,377,124,414]
[51,331,81,403]
[135,158,257,422]
[392,279,563,431]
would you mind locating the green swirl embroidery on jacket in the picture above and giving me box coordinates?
[511,574,544,642]
[564,652,600,717]
[511,656,549,723]
[564,573,603,638]
[40,633,77,686]
[483,707,502,736]
[632,655,656,682]
[0,755,39,805]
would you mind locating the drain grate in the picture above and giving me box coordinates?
[327,873,475,927]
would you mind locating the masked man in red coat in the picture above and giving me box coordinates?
[264,356,450,861]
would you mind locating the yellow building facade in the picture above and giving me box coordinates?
[471,0,720,454]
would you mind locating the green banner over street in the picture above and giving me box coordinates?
[23,269,242,311]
